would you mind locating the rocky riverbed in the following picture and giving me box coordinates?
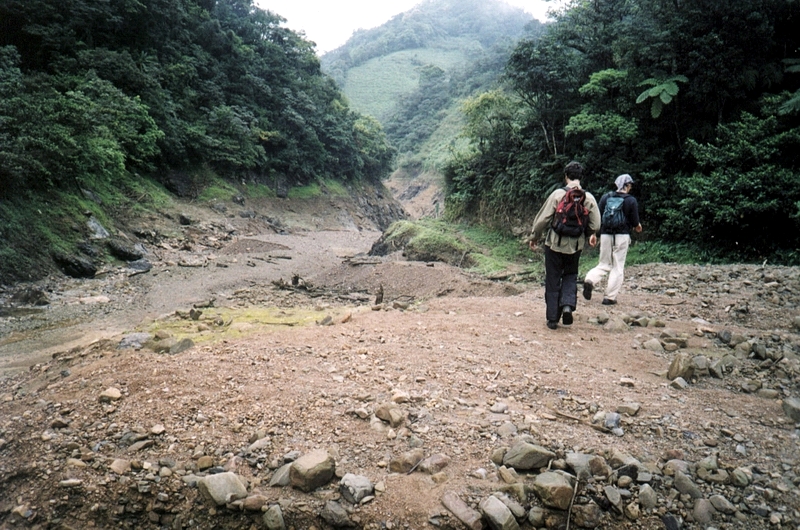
[1,194,799,530]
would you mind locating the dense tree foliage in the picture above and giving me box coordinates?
[0,0,394,199]
[445,0,800,261]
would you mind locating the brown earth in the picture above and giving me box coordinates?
[0,192,799,530]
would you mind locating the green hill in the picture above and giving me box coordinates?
[342,48,468,122]
[322,0,544,172]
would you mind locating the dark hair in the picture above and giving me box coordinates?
[564,161,583,181]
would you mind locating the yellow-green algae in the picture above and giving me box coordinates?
[141,305,362,346]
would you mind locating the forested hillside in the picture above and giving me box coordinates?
[0,0,395,281]
[321,0,544,171]
[445,0,800,262]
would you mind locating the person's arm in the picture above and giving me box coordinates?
[528,191,559,249]
[627,196,642,232]
[586,193,601,247]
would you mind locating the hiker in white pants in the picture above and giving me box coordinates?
[583,174,642,305]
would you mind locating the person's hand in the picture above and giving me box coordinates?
[635,224,643,233]
[528,240,537,251]
[589,233,597,247]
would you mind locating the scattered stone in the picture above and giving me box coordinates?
[604,316,629,332]
[168,338,194,355]
[479,495,519,530]
[117,333,153,350]
[110,459,131,474]
[490,401,509,413]
[639,484,658,511]
[603,412,621,430]
[375,403,405,428]
[197,455,214,470]
[263,504,286,530]
[418,453,451,474]
[573,502,603,527]
[709,354,738,378]
[528,506,546,527]
[198,472,248,506]
[127,258,152,274]
[692,498,716,525]
[602,484,622,513]
[709,494,736,514]
[673,471,702,499]
[496,422,517,437]
[442,491,482,530]
[289,449,335,492]
[492,492,526,519]
[320,500,354,528]
[566,453,610,479]
[531,472,573,510]
[668,352,694,380]
[502,441,555,471]
[624,501,640,520]
[340,474,373,504]
[642,338,663,351]
[243,494,268,511]
[617,402,641,416]
[782,396,800,422]
[269,463,292,487]
[497,465,521,484]
[731,467,751,487]
[670,377,688,390]
[248,436,271,453]
[662,512,682,530]
[389,448,425,473]
[99,387,122,402]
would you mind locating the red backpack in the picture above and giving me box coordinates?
[551,187,589,238]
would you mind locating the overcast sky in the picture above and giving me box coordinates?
[256,0,559,54]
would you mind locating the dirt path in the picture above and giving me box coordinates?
[1,197,799,530]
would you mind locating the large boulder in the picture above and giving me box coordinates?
[107,239,144,261]
[53,252,96,278]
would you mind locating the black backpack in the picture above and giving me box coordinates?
[551,187,589,237]
[602,193,627,233]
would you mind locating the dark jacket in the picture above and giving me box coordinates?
[598,191,640,235]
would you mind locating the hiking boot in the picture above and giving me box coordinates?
[582,281,593,300]
[547,320,558,330]
[561,306,573,325]
[601,298,617,305]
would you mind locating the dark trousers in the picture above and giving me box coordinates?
[544,246,581,322]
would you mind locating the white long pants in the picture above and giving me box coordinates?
[585,234,630,301]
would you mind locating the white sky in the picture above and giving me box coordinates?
[256,0,558,54]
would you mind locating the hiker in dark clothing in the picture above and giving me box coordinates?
[528,162,600,329]
[583,174,642,305]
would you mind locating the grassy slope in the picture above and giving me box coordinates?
[343,47,468,121]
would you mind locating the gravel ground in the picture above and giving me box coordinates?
[1,195,799,530]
